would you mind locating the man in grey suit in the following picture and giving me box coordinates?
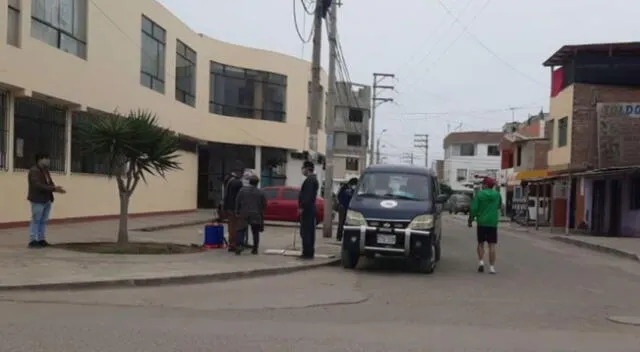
[234,175,267,255]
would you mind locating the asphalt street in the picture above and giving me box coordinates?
[2,217,640,351]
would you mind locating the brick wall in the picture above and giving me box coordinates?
[572,83,640,168]
[533,141,549,169]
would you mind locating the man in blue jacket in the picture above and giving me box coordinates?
[336,177,358,241]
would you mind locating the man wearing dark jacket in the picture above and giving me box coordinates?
[223,163,244,251]
[27,153,65,248]
[234,175,267,255]
[298,160,319,259]
[336,177,358,241]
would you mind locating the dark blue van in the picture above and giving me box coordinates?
[341,164,447,273]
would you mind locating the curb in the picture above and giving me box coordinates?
[132,220,210,232]
[552,236,640,262]
[0,258,341,292]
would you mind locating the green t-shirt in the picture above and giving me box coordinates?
[470,189,502,227]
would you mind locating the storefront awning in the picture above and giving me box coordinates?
[516,169,550,181]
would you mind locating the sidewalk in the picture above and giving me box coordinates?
[445,214,640,262]
[0,214,340,290]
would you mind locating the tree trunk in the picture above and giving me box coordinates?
[117,193,130,246]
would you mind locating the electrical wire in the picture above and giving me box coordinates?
[433,0,544,87]
[293,0,314,43]
[397,0,493,94]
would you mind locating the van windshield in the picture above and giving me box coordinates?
[356,172,431,201]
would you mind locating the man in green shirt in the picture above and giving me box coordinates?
[468,177,502,274]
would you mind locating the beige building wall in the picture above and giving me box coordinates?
[0,0,326,226]
[547,85,574,170]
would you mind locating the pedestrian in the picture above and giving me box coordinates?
[336,177,358,241]
[468,177,502,274]
[27,152,65,248]
[234,175,267,255]
[222,162,244,252]
[298,160,319,259]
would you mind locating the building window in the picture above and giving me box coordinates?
[346,157,359,171]
[459,143,475,156]
[456,168,467,182]
[70,111,109,174]
[558,116,568,147]
[260,147,287,187]
[210,62,287,122]
[0,92,6,169]
[516,146,522,166]
[7,0,20,46]
[31,0,87,58]
[346,133,361,146]
[140,15,166,93]
[13,98,66,172]
[175,39,196,106]
[348,108,363,122]
[487,145,500,156]
[631,177,640,210]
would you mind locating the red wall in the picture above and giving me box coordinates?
[551,67,564,97]
[501,149,513,169]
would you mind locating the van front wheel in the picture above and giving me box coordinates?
[341,248,359,269]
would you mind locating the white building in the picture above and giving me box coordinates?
[442,132,504,192]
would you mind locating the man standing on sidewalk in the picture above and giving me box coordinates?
[468,177,502,274]
[298,160,319,259]
[27,153,65,248]
[234,175,267,255]
[223,162,244,252]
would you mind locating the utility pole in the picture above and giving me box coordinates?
[369,73,394,165]
[308,0,329,159]
[401,152,414,165]
[322,0,338,239]
[413,134,429,168]
[375,138,382,164]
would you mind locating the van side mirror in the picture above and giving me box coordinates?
[435,194,448,204]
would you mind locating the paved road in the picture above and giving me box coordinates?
[2,217,640,351]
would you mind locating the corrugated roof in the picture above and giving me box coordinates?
[543,41,640,67]
[443,131,504,148]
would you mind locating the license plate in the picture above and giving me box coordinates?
[376,234,396,245]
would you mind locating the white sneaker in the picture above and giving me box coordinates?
[489,266,496,274]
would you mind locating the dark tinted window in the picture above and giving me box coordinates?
[263,188,278,200]
[356,172,431,201]
[282,189,299,200]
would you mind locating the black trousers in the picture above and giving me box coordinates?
[337,205,347,240]
[300,209,316,257]
[236,224,261,249]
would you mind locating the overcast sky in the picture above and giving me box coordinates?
[157,0,637,164]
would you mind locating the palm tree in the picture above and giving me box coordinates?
[79,110,182,245]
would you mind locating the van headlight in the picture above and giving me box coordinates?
[408,214,434,230]
[345,210,366,226]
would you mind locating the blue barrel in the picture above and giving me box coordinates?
[203,223,225,248]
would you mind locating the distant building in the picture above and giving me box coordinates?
[432,159,445,183]
[442,131,503,192]
[329,81,371,192]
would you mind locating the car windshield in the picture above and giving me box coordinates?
[356,172,430,201]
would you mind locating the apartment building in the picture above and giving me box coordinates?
[442,131,503,192]
[530,42,640,236]
[0,0,327,227]
[329,81,371,191]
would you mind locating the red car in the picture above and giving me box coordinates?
[262,186,325,223]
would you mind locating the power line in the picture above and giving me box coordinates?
[433,0,544,87]
[397,0,493,92]
[293,0,314,43]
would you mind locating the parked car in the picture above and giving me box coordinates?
[447,193,471,215]
[262,186,325,223]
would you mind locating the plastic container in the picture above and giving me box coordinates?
[203,223,225,248]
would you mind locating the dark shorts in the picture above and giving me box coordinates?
[477,226,498,244]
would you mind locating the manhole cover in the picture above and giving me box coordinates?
[607,316,640,326]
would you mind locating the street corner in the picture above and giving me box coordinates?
[551,236,640,262]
